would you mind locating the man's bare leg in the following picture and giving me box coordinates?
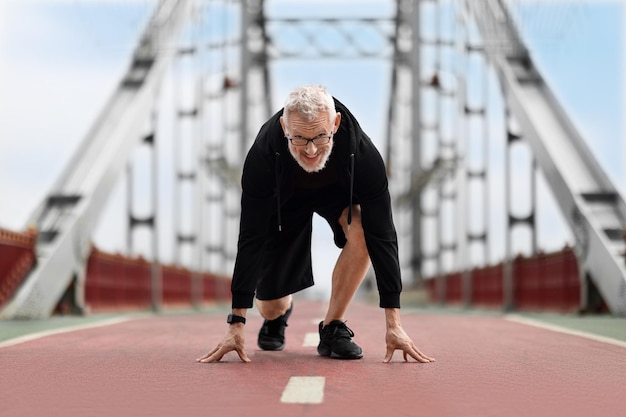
[256,295,293,351]
[256,295,292,320]
[323,205,371,326]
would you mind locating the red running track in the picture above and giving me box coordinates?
[2,300,624,417]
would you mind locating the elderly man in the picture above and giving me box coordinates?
[197,85,434,363]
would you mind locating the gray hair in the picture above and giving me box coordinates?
[282,85,336,128]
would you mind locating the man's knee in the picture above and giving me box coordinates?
[339,205,365,243]
[256,296,291,320]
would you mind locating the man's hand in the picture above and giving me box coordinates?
[383,308,435,363]
[196,323,251,363]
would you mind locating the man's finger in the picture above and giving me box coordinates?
[198,346,226,363]
[414,346,435,362]
[196,346,219,362]
[405,349,427,363]
[406,346,435,363]
[199,352,224,363]
[236,347,251,363]
[383,346,395,363]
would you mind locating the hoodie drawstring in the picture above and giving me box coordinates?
[348,153,354,228]
[275,152,282,231]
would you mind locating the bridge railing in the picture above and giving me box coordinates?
[426,246,594,313]
[81,247,231,313]
[0,228,37,310]
[1,226,230,315]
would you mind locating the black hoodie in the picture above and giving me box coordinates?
[231,98,402,309]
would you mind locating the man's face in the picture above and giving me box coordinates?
[281,111,341,173]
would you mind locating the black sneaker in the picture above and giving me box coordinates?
[257,303,293,351]
[317,320,363,359]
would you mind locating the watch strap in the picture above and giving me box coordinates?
[227,313,246,325]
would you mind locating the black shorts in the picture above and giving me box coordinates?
[255,185,351,301]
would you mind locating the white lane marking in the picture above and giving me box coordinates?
[505,315,626,349]
[303,332,319,347]
[280,376,325,404]
[0,317,135,349]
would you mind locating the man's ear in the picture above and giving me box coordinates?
[333,112,342,134]
[279,116,287,135]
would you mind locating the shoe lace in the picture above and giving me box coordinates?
[328,321,354,339]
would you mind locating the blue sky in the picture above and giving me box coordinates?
[0,1,623,286]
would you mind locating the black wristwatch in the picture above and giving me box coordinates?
[227,314,246,325]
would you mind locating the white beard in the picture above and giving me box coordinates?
[288,146,332,173]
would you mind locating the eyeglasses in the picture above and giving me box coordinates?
[286,133,333,147]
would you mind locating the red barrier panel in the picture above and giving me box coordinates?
[445,272,463,305]
[202,273,216,301]
[514,253,541,310]
[549,248,580,311]
[425,247,582,312]
[514,247,580,312]
[162,265,193,306]
[0,228,36,308]
[215,274,232,301]
[424,277,437,303]
[200,272,232,303]
[85,247,231,312]
[471,263,503,308]
[85,248,152,311]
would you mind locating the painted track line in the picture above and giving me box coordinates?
[303,332,319,347]
[280,376,325,404]
[0,317,135,349]
[505,314,626,348]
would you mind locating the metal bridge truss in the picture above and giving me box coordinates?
[464,0,626,312]
[1,0,194,318]
[2,0,625,319]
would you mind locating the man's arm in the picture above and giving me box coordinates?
[230,143,276,308]
[383,308,435,363]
